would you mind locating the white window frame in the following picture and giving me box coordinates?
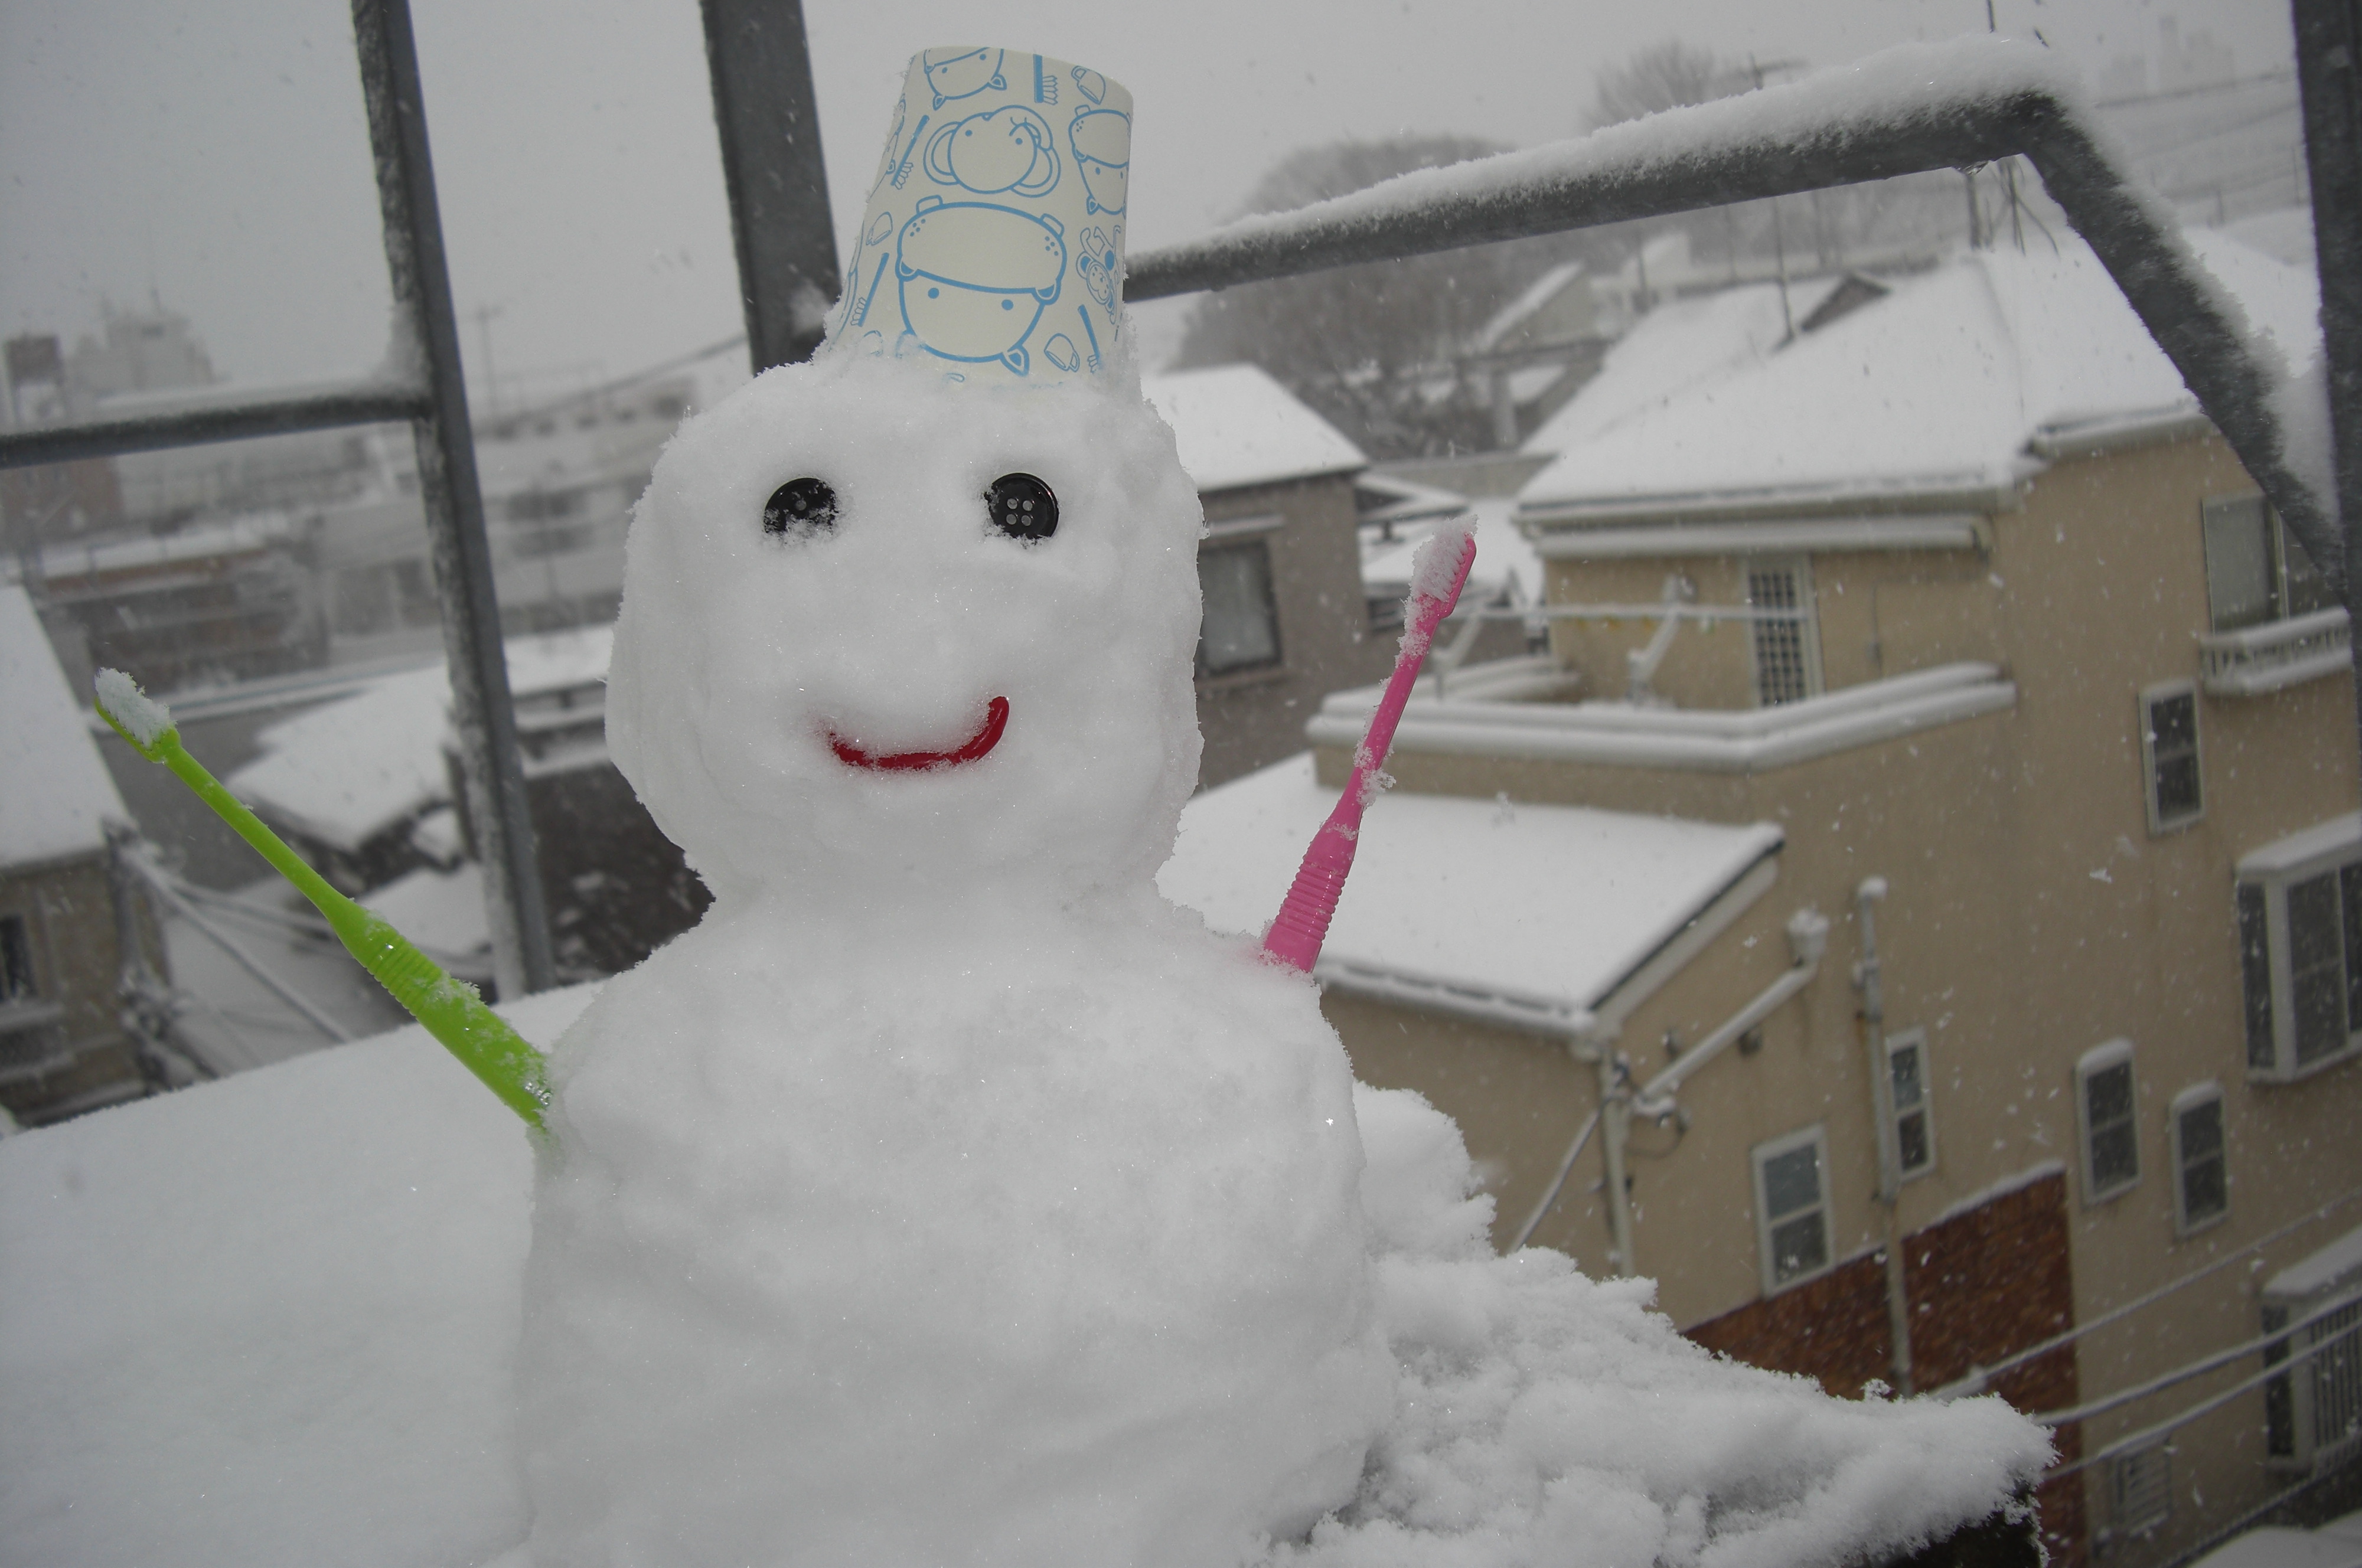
[2168,1082,2229,1237]
[2236,815,2362,1083]
[1744,556,1823,708]
[2139,680,2204,836]
[2076,1039,2141,1206]
[1884,1028,1936,1181]
[1750,1123,1832,1296]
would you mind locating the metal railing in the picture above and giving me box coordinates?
[0,0,555,997]
[12,2,2362,994]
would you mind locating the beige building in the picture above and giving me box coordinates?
[1164,231,2362,1567]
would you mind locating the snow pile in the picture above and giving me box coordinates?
[0,998,591,1568]
[0,1029,2046,1568]
[1286,1088,2050,1568]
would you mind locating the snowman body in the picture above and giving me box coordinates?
[517,353,1394,1567]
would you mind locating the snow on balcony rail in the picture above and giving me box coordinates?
[2198,607,2353,696]
[1309,661,2015,772]
[1124,35,2338,592]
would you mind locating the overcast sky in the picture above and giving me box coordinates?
[0,0,2298,405]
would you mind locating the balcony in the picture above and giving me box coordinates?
[2199,608,2353,697]
[1307,656,2017,772]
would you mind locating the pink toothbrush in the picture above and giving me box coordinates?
[1262,522,1478,973]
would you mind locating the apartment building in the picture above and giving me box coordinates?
[1163,230,2362,1566]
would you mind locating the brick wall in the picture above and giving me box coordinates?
[1904,1172,2083,1568]
[1684,1172,2083,1566]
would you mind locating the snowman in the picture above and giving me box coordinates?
[516,48,1395,1568]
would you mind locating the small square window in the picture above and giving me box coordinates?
[2171,1085,2228,1234]
[2140,682,2203,834]
[1751,1125,1831,1293]
[1885,1028,1935,1179]
[2077,1041,2140,1204]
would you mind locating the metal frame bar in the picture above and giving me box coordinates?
[700,0,839,374]
[0,0,554,997]
[2294,0,2362,755]
[1127,42,2337,602]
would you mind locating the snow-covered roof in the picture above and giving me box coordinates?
[1520,275,1842,458]
[1519,231,2321,520]
[1157,753,1781,1023]
[1473,261,1585,353]
[228,626,615,855]
[0,586,129,868]
[1142,365,1366,494]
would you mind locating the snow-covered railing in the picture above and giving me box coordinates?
[1309,661,2015,772]
[2198,607,2353,696]
[1126,37,2341,598]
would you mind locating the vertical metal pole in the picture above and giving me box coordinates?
[2294,0,2362,759]
[701,0,841,373]
[351,0,555,997]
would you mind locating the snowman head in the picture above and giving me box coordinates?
[605,352,1203,910]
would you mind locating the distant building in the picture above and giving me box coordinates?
[1144,365,1399,788]
[0,586,169,1124]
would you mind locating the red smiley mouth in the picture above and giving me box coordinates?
[826,696,1010,772]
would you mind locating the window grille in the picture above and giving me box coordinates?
[1752,1126,1830,1293]
[1198,540,1283,678]
[1746,560,1818,707]
[1886,1028,1935,1180]
[2140,682,2203,834]
[2169,1084,2227,1235]
[2077,1041,2140,1204]
[2110,1442,2171,1536]
[2264,1293,2362,1471]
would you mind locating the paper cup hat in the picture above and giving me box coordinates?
[828,47,1133,386]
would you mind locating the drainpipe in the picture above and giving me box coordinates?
[1856,875,1915,1395]
[1600,1048,1637,1275]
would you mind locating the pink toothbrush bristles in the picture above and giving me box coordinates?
[1261,523,1477,974]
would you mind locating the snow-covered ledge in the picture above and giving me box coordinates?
[1307,661,2017,772]
[2197,607,2352,698]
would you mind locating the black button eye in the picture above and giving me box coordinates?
[764,476,837,538]
[986,472,1057,542]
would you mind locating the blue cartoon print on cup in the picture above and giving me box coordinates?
[1076,225,1121,318]
[1068,108,1130,216]
[896,196,1066,376]
[925,106,1059,197]
[922,47,1006,110]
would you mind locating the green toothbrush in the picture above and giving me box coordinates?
[94,668,551,1130]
